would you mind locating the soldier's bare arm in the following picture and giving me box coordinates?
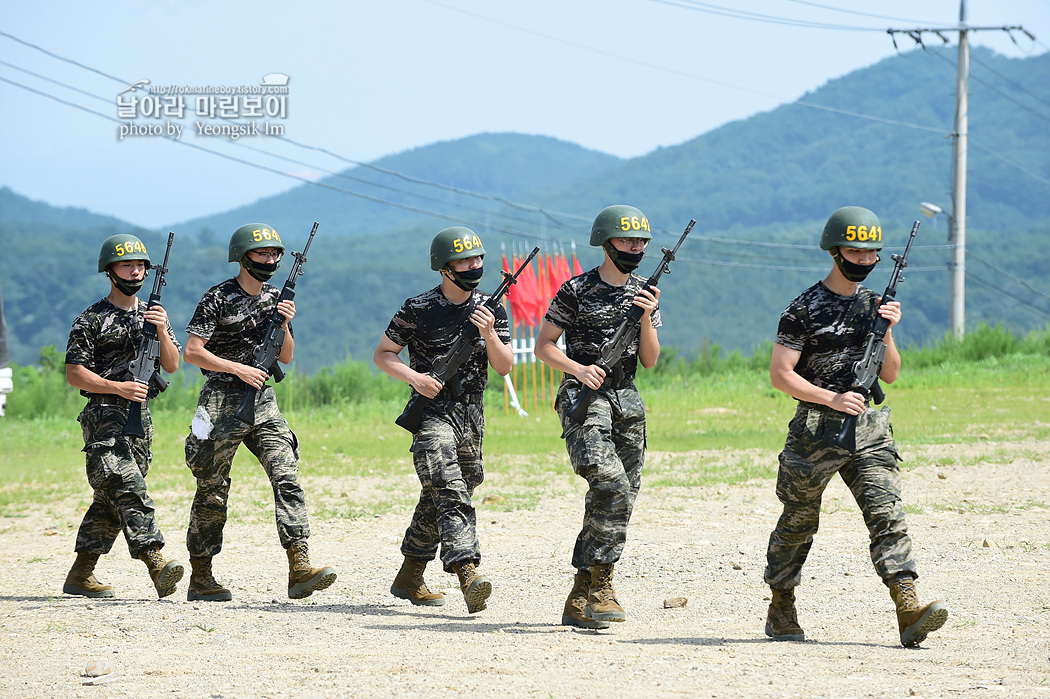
[143,304,180,374]
[373,334,443,398]
[66,363,148,403]
[634,286,661,369]
[183,334,269,389]
[534,320,606,389]
[769,343,865,415]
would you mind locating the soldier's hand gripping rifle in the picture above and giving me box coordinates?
[566,219,695,425]
[395,246,540,434]
[233,222,318,425]
[834,220,920,453]
[122,232,175,438]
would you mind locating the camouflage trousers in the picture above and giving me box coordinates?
[556,382,646,571]
[74,398,164,558]
[402,398,485,572]
[185,381,308,558]
[764,403,916,589]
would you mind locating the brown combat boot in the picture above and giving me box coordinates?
[390,557,445,606]
[63,553,116,598]
[889,576,948,647]
[286,541,337,599]
[452,560,491,614]
[561,570,610,629]
[187,557,232,602]
[765,587,805,641]
[586,564,626,623]
[137,547,184,599]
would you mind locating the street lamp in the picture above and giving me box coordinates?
[919,201,963,337]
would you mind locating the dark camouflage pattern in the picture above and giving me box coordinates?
[384,286,510,399]
[401,399,485,572]
[555,383,647,570]
[185,279,293,383]
[185,381,309,558]
[66,298,181,399]
[764,403,915,589]
[776,281,880,394]
[545,268,661,389]
[74,398,164,558]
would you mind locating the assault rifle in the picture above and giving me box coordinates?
[233,222,318,425]
[566,219,695,424]
[834,220,920,453]
[122,232,174,438]
[395,246,540,434]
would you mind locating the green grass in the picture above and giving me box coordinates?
[2,327,1048,518]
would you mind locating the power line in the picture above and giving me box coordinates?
[968,250,1050,303]
[966,273,1050,319]
[647,0,886,31]
[777,1,939,24]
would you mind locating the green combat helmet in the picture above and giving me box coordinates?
[430,226,486,271]
[228,223,285,263]
[589,205,653,247]
[819,206,884,251]
[98,234,151,273]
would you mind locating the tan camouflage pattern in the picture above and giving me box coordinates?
[555,383,647,570]
[74,398,165,558]
[545,268,660,389]
[185,382,309,558]
[766,279,918,590]
[401,399,485,572]
[66,297,181,398]
[185,278,292,383]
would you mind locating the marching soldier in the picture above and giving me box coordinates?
[182,223,335,601]
[534,205,662,629]
[764,206,948,646]
[63,234,184,599]
[374,227,512,614]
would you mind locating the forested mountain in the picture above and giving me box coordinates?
[2,47,1047,372]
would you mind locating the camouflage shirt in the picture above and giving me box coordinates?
[66,297,181,399]
[384,286,510,399]
[545,267,661,386]
[776,281,880,395]
[186,278,293,383]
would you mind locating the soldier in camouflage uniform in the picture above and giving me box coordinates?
[764,206,948,647]
[374,227,511,614]
[182,223,335,602]
[534,205,662,629]
[63,234,184,599]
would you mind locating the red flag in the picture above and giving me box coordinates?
[571,250,583,277]
[519,255,543,327]
[546,254,559,302]
[505,253,526,328]
[557,252,572,288]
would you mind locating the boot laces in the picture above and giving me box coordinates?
[141,548,166,570]
[290,541,311,568]
[193,559,220,588]
[895,578,919,608]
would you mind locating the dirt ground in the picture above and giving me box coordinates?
[2,439,1049,699]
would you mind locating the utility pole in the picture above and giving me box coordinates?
[888,0,1032,338]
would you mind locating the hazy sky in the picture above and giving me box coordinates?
[1,0,1047,229]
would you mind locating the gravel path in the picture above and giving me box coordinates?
[2,439,1049,698]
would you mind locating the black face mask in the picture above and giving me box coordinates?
[603,242,645,274]
[108,270,146,297]
[448,266,484,291]
[834,251,880,282]
[243,258,279,282]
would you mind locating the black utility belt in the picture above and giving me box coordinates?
[86,395,131,407]
[429,393,484,405]
[797,400,869,414]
